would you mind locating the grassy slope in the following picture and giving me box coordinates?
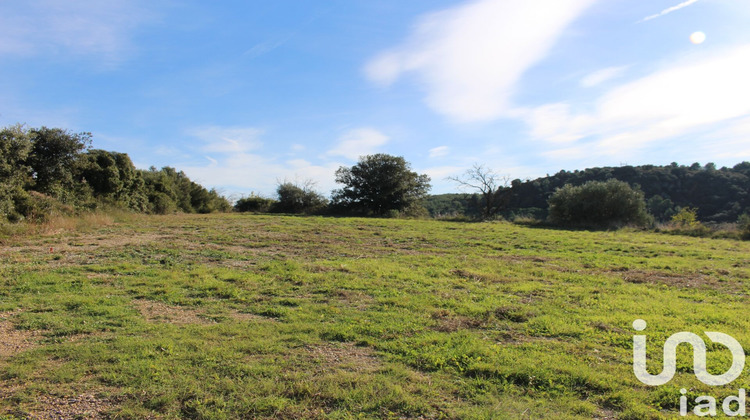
[1,214,749,419]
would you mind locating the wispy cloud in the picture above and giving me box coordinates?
[638,0,700,23]
[188,126,264,154]
[177,127,344,195]
[523,44,750,162]
[364,0,597,122]
[580,66,629,87]
[181,152,342,197]
[428,146,450,158]
[326,128,389,160]
[0,0,154,62]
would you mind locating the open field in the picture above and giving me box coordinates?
[1,214,750,419]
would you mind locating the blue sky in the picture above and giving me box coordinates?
[2,0,750,198]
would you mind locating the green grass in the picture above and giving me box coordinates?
[1,214,749,419]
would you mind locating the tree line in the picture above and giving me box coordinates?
[235,154,432,218]
[425,162,750,224]
[4,124,748,235]
[1,124,230,223]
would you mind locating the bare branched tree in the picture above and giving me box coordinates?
[447,164,510,219]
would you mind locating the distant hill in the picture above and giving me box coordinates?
[425,162,750,223]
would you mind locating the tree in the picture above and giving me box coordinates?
[271,180,327,214]
[548,179,650,228]
[332,154,431,216]
[27,127,91,199]
[0,125,34,221]
[75,149,148,211]
[448,164,509,219]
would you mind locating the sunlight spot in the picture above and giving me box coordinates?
[690,31,706,45]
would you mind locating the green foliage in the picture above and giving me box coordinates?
[738,212,750,240]
[548,179,650,228]
[646,194,676,222]
[234,195,276,213]
[1,125,34,221]
[332,153,431,216]
[670,207,700,228]
[27,127,91,200]
[270,181,327,214]
[0,124,230,222]
[75,149,149,211]
[0,124,33,187]
[468,162,750,223]
[423,193,482,218]
[140,166,230,215]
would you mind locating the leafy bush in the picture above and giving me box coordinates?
[548,179,650,228]
[670,207,700,228]
[270,182,327,214]
[234,195,275,213]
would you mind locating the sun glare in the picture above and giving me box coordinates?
[690,31,706,45]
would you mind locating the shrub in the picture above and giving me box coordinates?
[739,213,750,240]
[548,179,650,229]
[670,207,700,228]
[270,182,327,214]
[234,195,275,213]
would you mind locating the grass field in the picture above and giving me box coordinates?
[1,214,750,419]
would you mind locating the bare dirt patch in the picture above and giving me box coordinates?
[617,269,735,291]
[133,299,272,324]
[331,289,373,310]
[133,299,213,325]
[0,312,39,358]
[27,393,120,420]
[450,268,508,283]
[227,309,272,322]
[306,342,381,373]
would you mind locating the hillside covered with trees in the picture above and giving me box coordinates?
[426,162,750,223]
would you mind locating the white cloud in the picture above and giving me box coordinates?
[364,0,597,122]
[580,66,629,87]
[175,127,345,196]
[181,152,342,197]
[188,126,263,154]
[639,0,700,23]
[422,165,465,181]
[326,128,389,160]
[428,146,450,158]
[0,0,153,61]
[525,44,750,161]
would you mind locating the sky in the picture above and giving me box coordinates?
[2,0,750,199]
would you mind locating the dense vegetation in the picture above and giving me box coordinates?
[425,162,750,223]
[0,125,230,223]
[547,179,650,228]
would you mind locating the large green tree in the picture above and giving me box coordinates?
[332,154,431,216]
